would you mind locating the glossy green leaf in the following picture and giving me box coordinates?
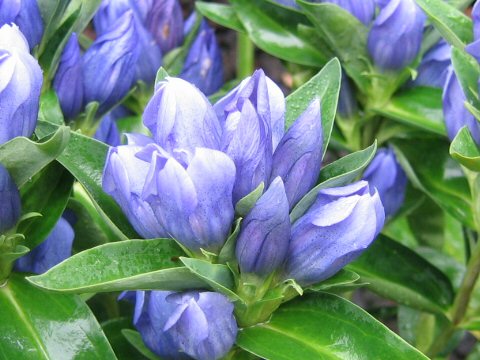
[102,318,145,360]
[0,274,116,359]
[414,0,473,48]
[196,2,245,32]
[290,141,376,222]
[64,0,102,34]
[27,239,206,293]
[235,182,264,217]
[297,1,370,91]
[450,126,480,171]
[394,138,475,228]
[122,329,161,360]
[0,126,70,188]
[307,269,362,292]
[285,58,341,158]
[374,87,445,135]
[348,235,454,313]
[18,162,73,249]
[39,91,64,126]
[229,0,328,67]
[237,292,428,359]
[36,121,138,239]
[451,47,480,109]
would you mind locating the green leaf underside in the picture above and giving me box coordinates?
[450,126,480,171]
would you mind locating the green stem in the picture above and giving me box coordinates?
[237,33,255,79]
[427,239,480,357]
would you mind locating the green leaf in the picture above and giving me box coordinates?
[394,138,475,228]
[414,0,473,48]
[290,141,377,222]
[18,162,73,249]
[229,0,328,67]
[450,126,480,171]
[348,235,454,313]
[451,47,480,109]
[235,182,264,217]
[374,87,446,136]
[38,91,64,125]
[102,318,144,360]
[0,274,116,359]
[196,2,245,33]
[218,218,242,264]
[285,58,341,159]
[27,239,207,293]
[0,126,70,188]
[63,0,102,34]
[237,292,428,360]
[297,1,370,92]
[122,329,162,360]
[36,121,139,239]
[306,269,362,292]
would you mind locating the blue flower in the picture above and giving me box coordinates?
[180,20,223,96]
[121,290,237,360]
[0,24,42,144]
[284,181,384,286]
[83,11,141,115]
[443,66,480,144]
[143,77,222,153]
[53,33,83,119]
[367,0,425,71]
[270,99,322,208]
[0,0,43,49]
[337,72,358,118]
[411,40,451,88]
[0,164,21,234]
[322,0,376,25]
[15,217,74,274]
[362,147,407,218]
[94,106,132,147]
[235,177,291,276]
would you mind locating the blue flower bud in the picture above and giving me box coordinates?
[367,0,425,71]
[121,290,237,360]
[215,69,286,151]
[83,11,141,115]
[322,0,376,25]
[53,33,83,119]
[103,141,169,239]
[221,99,273,204]
[0,24,42,144]
[443,66,480,144]
[180,20,223,96]
[143,77,222,153]
[411,40,451,88]
[94,106,131,146]
[93,0,132,36]
[271,99,322,208]
[337,72,358,118]
[0,0,43,49]
[362,148,407,218]
[473,1,480,40]
[0,164,21,234]
[236,177,291,276]
[285,181,384,286]
[140,146,236,253]
[145,0,184,54]
[15,217,74,274]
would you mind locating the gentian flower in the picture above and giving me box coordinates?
[15,217,74,274]
[235,177,291,276]
[0,0,43,49]
[121,290,237,360]
[94,106,132,146]
[367,0,425,71]
[285,181,384,286]
[180,20,223,96]
[0,24,42,144]
[53,33,83,119]
[322,0,376,25]
[443,66,480,144]
[411,40,451,88]
[143,77,222,153]
[270,99,322,208]
[83,11,141,115]
[0,164,21,234]
[337,72,358,118]
[139,145,236,253]
[362,147,407,218]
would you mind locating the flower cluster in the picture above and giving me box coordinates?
[104,71,385,358]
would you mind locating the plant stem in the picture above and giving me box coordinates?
[427,239,480,357]
[237,33,255,79]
